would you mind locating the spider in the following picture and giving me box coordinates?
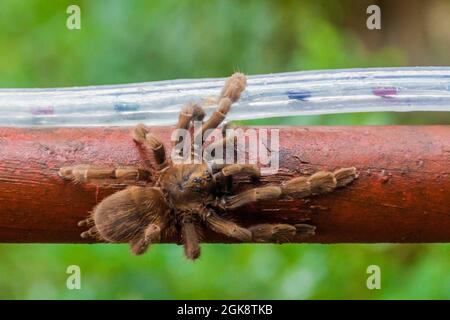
[59,73,357,260]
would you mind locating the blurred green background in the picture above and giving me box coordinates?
[0,0,449,299]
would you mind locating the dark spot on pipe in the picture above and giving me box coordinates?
[114,103,141,112]
[287,90,311,101]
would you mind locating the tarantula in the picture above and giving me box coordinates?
[59,72,357,260]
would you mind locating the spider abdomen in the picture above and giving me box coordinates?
[92,186,170,243]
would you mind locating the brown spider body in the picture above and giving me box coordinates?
[159,163,216,210]
[59,72,357,260]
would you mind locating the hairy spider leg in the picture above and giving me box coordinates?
[181,217,202,260]
[133,124,168,170]
[248,223,316,243]
[59,165,151,184]
[204,210,252,242]
[222,168,357,209]
[200,72,247,143]
[173,102,206,160]
[129,223,162,255]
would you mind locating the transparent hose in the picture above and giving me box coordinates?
[0,67,449,127]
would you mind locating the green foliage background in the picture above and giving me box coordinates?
[0,0,448,299]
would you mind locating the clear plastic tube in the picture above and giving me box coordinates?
[1,67,449,127]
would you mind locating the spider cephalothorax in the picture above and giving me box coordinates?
[59,73,357,260]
